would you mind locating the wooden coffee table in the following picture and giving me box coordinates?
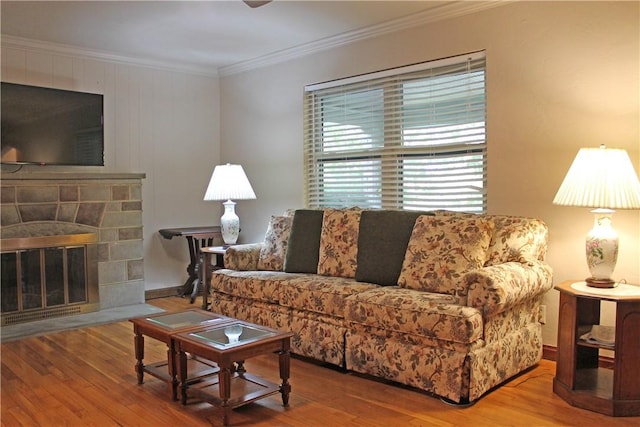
[175,320,294,426]
[129,309,233,400]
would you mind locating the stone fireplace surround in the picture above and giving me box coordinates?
[1,172,146,316]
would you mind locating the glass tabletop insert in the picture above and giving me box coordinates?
[146,311,226,329]
[189,322,277,349]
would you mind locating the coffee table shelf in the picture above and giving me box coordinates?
[187,371,282,409]
[143,356,219,385]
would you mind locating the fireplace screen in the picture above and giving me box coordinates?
[1,234,99,326]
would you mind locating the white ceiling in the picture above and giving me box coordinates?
[1,1,501,75]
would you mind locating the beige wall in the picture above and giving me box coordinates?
[220,1,639,347]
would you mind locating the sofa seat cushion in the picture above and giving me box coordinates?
[278,275,379,318]
[348,323,480,354]
[211,269,306,304]
[209,292,290,331]
[345,287,484,344]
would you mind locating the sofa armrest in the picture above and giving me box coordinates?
[223,243,263,270]
[464,261,553,316]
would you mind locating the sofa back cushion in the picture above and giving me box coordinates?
[283,209,324,273]
[317,208,362,278]
[257,215,293,271]
[397,215,494,296]
[484,215,549,265]
[431,211,550,266]
[356,210,434,286]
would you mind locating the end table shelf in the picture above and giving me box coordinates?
[553,280,640,417]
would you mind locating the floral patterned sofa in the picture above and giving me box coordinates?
[209,208,553,403]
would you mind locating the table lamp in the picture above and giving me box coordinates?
[553,145,640,288]
[203,164,256,246]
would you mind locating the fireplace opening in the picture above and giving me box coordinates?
[1,233,99,326]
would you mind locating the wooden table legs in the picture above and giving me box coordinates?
[279,349,291,406]
[133,328,145,385]
[178,349,291,426]
[133,326,181,401]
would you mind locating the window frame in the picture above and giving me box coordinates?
[303,51,487,213]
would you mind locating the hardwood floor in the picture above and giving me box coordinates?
[2,296,638,426]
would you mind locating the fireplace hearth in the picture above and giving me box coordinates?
[1,233,99,326]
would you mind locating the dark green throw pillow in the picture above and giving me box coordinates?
[355,210,435,286]
[283,209,324,273]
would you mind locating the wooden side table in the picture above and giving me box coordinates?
[553,280,640,416]
[158,226,222,298]
[198,246,228,309]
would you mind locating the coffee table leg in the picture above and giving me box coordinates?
[168,342,178,401]
[179,347,189,405]
[279,345,291,406]
[218,364,232,426]
[133,327,144,384]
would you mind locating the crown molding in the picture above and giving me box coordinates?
[1,1,507,79]
[1,35,219,78]
[218,1,507,76]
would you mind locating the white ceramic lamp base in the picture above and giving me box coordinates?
[220,200,240,246]
[585,209,618,288]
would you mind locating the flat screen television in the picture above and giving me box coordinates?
[1,82,104,166]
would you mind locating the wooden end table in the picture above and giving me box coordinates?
[553,280,640,417]
[129,309,233,400]
[175,320,293,426]
[158,226,222,299]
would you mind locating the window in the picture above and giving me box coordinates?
[303,51,486,213]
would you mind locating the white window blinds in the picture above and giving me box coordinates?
[303,51,486,212]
